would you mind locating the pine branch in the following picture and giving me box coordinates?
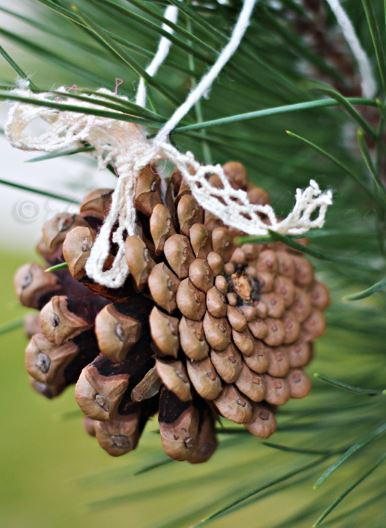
[1,1,386,526]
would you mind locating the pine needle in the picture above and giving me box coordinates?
[360,0,386,93]
[45,262,68,273]
[285,130,379,202]
[308,83,378,138]
[313,453,386,527]
[0,91,156,126]
[176,97,377,132]
[0,44,37,90]
[133,457,173,475]
[344,277,386,301]
[26,145,94,162]
[262,441,344,457]
[0,178,80,204]
[194,457,330,526]
[313,373,384,396]
[314,421,386,489]
[0,316,25,336]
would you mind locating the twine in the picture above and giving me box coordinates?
[135,4,179,108]
[325,0,376,98]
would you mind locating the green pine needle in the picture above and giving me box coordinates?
[344,277,386,301]
[26,145,94,162]
[176,97,377,132]
[308,83,378,139]
[357,128,383,187]
[314,422,386,489]
[0,178,80,204]
[58,409,82,421]
[313,373,384,396]
[361,0,386,93]
[262,441,344,457]
[0,44,38,90]
[0,316,25,336]
[45,262,68,273]
[133,457,173,476]
[194,457,329,526]
[0,91,158,126]
[313,453,386,527]
[268,230,333,261]
[285,130,379,202]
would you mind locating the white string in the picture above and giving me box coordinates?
[325,0,377,98]
[5,0,333,289]
[135,4,179,107]
[155,0,258,143]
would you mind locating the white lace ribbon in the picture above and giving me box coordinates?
[5,0,333,289]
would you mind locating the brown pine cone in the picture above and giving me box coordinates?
[14,161,329,462]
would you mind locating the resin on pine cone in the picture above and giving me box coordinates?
[15,161,329,462]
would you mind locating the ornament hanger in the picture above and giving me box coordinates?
[10,0,376,288]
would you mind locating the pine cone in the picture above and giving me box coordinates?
[14,161,329,462]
